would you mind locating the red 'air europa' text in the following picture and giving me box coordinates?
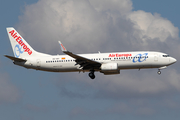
[109,53,132,57]
[9,30,32,55]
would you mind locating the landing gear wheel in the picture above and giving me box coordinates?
[89,71,95,79]
[157,70,161,75]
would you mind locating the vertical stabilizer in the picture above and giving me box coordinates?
[6,27,46,58]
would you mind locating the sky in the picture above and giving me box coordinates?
[1,0,180,120]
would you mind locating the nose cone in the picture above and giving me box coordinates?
[170,57,177,64]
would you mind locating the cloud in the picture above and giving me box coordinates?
[107,100,156,116]
[54,69,180,100]
[17,0,179,53]
[24,103,58,113]
[89,0,132,15]
[0,73,21,104]
[17,0,180,100]
[68,99,156,118]
[127,10,179,42]
[17,0,135,54]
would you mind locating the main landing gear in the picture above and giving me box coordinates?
[89,70,95,79]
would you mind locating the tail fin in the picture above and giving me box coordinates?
[7,27,38,58]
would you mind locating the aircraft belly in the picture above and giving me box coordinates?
[39,63,78,72]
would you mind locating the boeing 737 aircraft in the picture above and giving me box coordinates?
[5,27,177,79]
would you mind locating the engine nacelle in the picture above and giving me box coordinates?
[100,63,120,75]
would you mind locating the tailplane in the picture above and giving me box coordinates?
[4,55,26,62]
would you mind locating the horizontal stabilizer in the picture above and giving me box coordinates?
[4,55,26,62]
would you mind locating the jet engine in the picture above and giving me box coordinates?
[100,63,120,75]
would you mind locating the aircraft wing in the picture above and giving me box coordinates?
[4,55,27,62]
[58,41,101,69]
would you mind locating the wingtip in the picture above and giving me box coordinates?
[58,41,62,44]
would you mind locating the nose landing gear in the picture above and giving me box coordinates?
[89,70,95,79]
[157,70,161,75]
[157,66,167,75]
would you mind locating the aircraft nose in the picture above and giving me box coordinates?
[170,57,177,64]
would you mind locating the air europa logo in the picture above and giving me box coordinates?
[132,53,148,63]
[14,40,24,58]
[109,53,132,57]
[9,30,32,56]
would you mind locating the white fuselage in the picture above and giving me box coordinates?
[14,51,176,73]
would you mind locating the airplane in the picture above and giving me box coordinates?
[5,27,177,79]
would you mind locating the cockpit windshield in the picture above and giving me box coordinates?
[162,55,170,57]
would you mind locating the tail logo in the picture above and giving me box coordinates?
[14,39,24,58]
[9,30,32,57]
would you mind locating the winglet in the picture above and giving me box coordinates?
[58,41,67,52]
